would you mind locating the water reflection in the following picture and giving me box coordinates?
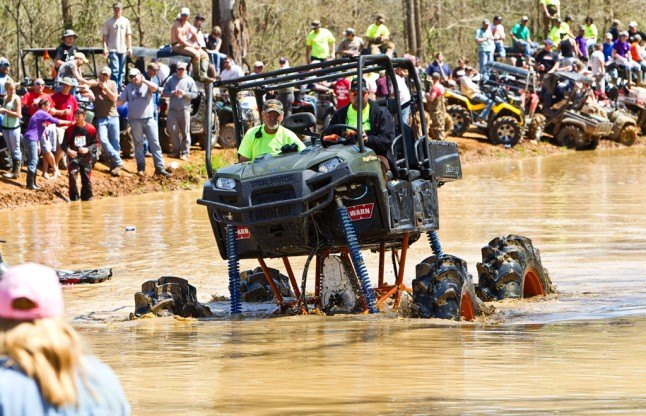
[1,147,646,414]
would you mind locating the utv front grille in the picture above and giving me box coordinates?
[250,187,295,205]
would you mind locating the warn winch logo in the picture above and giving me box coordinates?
[347,203,374,221]
[236,226,251,239]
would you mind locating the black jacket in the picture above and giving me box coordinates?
[330,100,397,175]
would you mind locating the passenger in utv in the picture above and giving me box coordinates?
[237,100,305,162]
[328,77,397,177]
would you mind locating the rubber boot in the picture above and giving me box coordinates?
[2,159,16,179]
[2,159,19,179]
[191,58,201,81]
[26,171,40,190]
[199,58,215,83]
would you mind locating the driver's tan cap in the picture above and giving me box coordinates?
[263,99,284,115]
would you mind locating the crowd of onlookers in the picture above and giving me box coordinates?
[0,1,644,201]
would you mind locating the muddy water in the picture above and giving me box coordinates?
[1,147,646,414]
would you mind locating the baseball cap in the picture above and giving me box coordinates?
[180,7,190,16]
[431,72,441,79]
[629,21,638,28]
[112,1,123,8]
[74,52,89,63]
[0,57,9,67]
[60,77,77,87]
[620,31,629,37]
[262,99,284,115]
[34,78,45,85]
[100,66,112,75]
[176,61,188,69]
[279,57,287,64]
[253,61,264,68]
[345,28,355,35]
[521,16,529,21]
[350,77,368,92]
[493,15,502,21]
[612,19,620,25]
[129,68,141,77]
[195,13,206,20]
[0,263,64,320]
[61,29,78,38]
[544,39,554,46]
[376,14,385,22]
[483,19,491,25]
[310,20,321,28]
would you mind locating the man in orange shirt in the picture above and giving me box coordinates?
[630,35,646,84]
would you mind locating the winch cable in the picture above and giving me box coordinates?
[226,225,242,314]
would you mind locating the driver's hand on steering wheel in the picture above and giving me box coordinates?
[345,130,368,143]
[322,134,340,143]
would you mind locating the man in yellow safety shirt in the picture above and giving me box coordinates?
[305,20,336,64]
[365,14,395,56]
[238,100,305,162]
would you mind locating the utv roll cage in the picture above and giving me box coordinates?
[204,55,430,180]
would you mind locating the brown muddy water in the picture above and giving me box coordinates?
[1,147,645,415]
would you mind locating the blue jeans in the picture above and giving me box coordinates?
[209,51,227,73]
[108,52,127,91]
[128,117,164,172]
[478,50,494,79]
[96,116,122,168]
[472,93,494,120]
[22,138,38,174]
[494,41,506,58]
[514,40,535,57]
[1,128,21,161]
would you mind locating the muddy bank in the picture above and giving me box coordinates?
[0,135,643,211]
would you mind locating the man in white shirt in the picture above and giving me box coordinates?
[220,57,244,81]
[460,67,494,122]
[492,16,506,61]
[394,67,411,125]
[589,43,606,94]
[102,2,132,91]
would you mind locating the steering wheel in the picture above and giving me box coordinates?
[319,124,360,148]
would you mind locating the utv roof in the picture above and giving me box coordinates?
[216,55,417,93]
[20,47,104,58]
[130,47,191,62]
[551,71,594,84]
[484,61,532,78]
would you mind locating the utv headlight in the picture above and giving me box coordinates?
[318,157,342,173]
[215,177,236,190]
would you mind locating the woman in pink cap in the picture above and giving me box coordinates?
[0,263,130,415]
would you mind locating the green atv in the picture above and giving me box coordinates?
[197,56,554,319]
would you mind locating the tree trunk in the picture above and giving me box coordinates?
[212,0,249,67]
[413,0,423,57]
[61,0,72,29]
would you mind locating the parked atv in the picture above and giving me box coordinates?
[446,63,531,147]
[536,71,613,150]
[615,85,646,132]
[197,56,554,320]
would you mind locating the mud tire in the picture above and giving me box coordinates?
[120,127,135,159]
[133,276,213,318]
[447,104,471,137]
[489,116,522,146]
[476,235,555,301]
[218,123,237,148]
[158,118,172,154]
[617,125,638,146]
[555,125,583,148]
[411,255,480,321]
[527,114,546,142]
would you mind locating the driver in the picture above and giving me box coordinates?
[327,77,396,177]
[238,99,305,162]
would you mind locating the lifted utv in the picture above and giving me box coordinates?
[197,56,554,320]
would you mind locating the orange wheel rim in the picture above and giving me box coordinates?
[460,293,475,321]
[523,268,544,298]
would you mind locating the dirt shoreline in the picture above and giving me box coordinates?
[1,134,643,211]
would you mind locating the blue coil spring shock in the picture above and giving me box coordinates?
[226,225,242,314]
[337,201,378,313]
[427,230,444,258]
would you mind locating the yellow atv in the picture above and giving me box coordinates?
[445,86,526,147]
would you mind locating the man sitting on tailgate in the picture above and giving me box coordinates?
[238,99,305,162]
